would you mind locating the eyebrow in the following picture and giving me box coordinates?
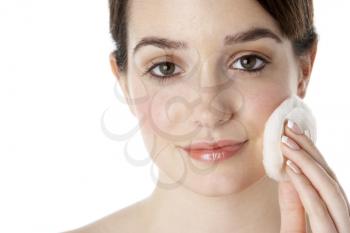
[133,27,283,55]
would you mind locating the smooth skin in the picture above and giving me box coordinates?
[65,0,350,232]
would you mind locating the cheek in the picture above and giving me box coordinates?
[243,80,292,148]
[132,88,191,177]
[133,87,193,138]
[127,76,178,131]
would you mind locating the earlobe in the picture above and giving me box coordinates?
[109,52,120,79]
[109,51,129,93]
[296,61,310,99]
[296,57,310,99]
[297,79,307,99]
[109,52,128,95]
[296,42,318,99]
[108,52,137,117]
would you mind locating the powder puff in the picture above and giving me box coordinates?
[263,94,317,181]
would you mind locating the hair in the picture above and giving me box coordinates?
[109,0,318,74]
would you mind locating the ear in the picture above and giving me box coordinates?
[109,52,136,116]
[296,41,318,99]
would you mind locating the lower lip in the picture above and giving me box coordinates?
[181,141,247,162]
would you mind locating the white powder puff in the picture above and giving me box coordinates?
[262,94,317,181]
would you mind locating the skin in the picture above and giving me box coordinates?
[66,0,350,232]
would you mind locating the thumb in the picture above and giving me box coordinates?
[279,180,306,233]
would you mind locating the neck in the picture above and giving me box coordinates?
[146,172,281,233]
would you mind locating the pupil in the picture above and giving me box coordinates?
[241,56,256,69]
[160,62,175,75]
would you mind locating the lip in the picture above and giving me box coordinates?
[180,140,247,162]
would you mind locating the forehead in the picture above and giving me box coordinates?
[128,0,283,49]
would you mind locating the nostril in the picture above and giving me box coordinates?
[219,112,233,123]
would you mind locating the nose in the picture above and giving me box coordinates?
[191,88,233,129]
[189,52,235,129]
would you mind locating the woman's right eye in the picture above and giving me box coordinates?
[146,61,183,78]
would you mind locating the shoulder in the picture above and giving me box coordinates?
[63,198,152,233]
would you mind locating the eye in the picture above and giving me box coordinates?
[147,61,183,78]
[231,55,268,73]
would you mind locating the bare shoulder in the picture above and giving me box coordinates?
[63,198,152,233]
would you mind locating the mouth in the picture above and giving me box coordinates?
[179,139,248,162]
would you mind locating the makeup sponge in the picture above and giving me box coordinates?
[262,94,317,181]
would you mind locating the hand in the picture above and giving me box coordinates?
[278,120,350,233]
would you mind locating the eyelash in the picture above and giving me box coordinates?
[142,54,270,85]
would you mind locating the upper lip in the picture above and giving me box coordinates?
[181,139,247,151]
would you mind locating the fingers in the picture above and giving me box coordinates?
[284,122,350,216]
[283,120,337,181]
[282,141,350,231]
[285,165,338,233]
[281,120,350,232]
[279,180,306,233]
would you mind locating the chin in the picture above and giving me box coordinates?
[180,168,267,197]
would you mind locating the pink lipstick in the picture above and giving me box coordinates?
[180,140,247,162]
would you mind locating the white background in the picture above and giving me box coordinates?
[0,1,349,232]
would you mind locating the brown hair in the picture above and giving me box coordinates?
[109,0,318,74]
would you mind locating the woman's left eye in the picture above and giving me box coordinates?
[230,55,269,73]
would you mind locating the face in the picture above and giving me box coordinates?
[112,0,312,196]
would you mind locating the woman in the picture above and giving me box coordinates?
[67,0,350,232]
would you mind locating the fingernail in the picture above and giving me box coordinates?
[304,129,311,139]
[287,119,304,135]
[281,135,300,150]
[286,160,301,174]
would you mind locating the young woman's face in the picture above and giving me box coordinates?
[117,0,304,196]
